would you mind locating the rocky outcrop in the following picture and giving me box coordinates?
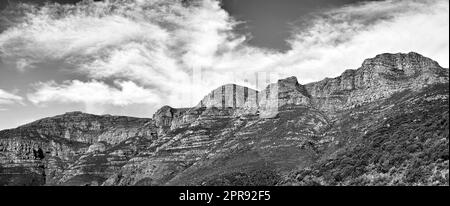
[152,106,195,135]
[305,52,449,111]
[197,84,260,109]
[258,76,312,118]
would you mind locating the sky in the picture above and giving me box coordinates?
[0,0,448,130]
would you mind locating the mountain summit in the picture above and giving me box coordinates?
[0,52,448,186]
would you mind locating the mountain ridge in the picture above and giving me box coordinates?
[155,51,448,123]
[0,51,448,186]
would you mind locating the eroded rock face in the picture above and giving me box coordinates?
[0,52,448,186]
[153,106,194,135]
[198,84,260,109]
[16,112,157,145]
[0,113,157,185]
[258,76,311,118]
[305,52,449,111]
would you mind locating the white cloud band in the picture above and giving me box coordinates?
[0,89,23,110]
[27,80,160,106]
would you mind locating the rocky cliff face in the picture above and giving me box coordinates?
[305,52,448,111]
[0,52,448,186]
[0,112,157,185]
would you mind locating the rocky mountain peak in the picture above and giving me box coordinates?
[359,52,448,86]
[302,52,448,111]
[196,84,260,110]
[362,52,437,65]
[260,76,311,106]
[361,52,442,76]
[277,76,298,85]
[153,105,175,127]
[258,76,311,117]
[276,76,310,97]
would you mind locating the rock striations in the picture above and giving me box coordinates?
[0,52,448,186]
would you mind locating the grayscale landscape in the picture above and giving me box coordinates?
[0,0,448,186]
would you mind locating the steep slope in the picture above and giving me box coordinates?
[0,52,448,186]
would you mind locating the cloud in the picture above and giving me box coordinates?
[0,0,448,112]
[0,89,23,110]
[280,0,449,81]
[27,80,161,113]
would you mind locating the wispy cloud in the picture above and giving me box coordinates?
[281,0,449,81]
[0,89,23,110]
[0,0,448,112]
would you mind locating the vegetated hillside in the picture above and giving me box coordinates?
[0,52,448,186]
[281,83,449,186]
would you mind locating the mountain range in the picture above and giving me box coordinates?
[0,52,448,186]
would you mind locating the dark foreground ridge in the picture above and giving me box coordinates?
[0,52,448,186]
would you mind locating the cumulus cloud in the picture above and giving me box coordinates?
[0,89,23,110]
[0,0,448,113]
